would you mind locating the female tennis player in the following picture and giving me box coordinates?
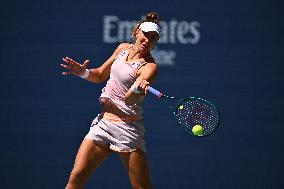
[61,12,160,189]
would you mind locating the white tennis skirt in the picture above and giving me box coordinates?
[85,114,146,152]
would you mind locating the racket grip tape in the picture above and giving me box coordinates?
[147,86,163,98]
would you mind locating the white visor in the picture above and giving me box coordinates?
[139,22,161,36]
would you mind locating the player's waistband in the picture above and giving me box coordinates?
[101,112,141,123]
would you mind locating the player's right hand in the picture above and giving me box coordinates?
[61,57,90,77]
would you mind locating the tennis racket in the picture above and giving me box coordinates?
[147,86,220,137]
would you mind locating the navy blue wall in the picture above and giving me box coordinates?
[1,0,283,188]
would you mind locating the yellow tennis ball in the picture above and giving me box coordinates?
[178,105,184,110]
[192,125,203,136]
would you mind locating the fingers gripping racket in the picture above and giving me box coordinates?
[147,86,220,137]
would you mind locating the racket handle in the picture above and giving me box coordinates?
[147,86,163,98]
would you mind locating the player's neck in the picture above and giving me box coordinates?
[128,47,150,61]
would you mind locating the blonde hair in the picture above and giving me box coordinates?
[131,12,160,42]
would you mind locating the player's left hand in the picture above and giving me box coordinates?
[133,79,150,94]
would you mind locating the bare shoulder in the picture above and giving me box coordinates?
[137,56,157,76]
[138,61,157,84]
[143,55,158,73]
[144,62,157,72]
[118,43,133,50]
[113,43,133,56]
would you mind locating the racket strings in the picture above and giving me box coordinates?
[175,99,219,136]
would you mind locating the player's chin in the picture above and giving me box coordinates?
[139,48,151,55]
[139,44,150,51]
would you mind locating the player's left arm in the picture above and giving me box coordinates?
[124,62,157,105]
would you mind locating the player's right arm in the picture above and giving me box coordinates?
[61,43,132,83]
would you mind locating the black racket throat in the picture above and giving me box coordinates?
[159,95,181,111]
